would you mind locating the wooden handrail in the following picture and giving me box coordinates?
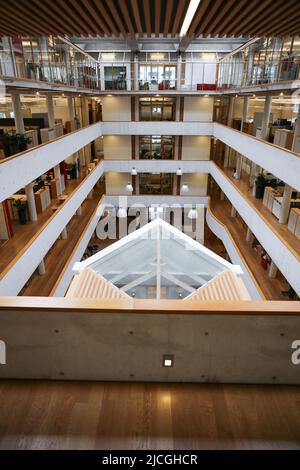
[0,161,104,280]
[0,295,299,314]
[49,195,105,296]
[206,196,266,300]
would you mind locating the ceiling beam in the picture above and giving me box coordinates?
[119,0,135,35]
[93,0,120,36]
[131,0,143,36]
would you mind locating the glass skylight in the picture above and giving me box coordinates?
[73,219,243,300]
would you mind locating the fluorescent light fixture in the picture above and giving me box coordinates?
[176,168,183,176]
[126,182,133,192]
[131,167,137,176]
[163,354,174,367]
[188,208,198,219]
[117,207,127,218]
[180,0,201,37]
[181,183,189,193]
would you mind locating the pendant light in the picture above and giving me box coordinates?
[188,208,198,219]
[181,182,189,193]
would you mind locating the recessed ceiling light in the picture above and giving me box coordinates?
[180,0,201,36]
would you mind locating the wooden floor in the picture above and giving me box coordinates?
[0,172,87,274]
[0,380,300,450]
[210,199,288,300]
[20,190,103,296]
[219,165,300,257]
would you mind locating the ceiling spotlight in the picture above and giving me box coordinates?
[280,92,284,96]
[176,168,183,176]
[117,207,127,218]
[36,91,40,96]
[126,181,133,192]
[188,208,198,219]
[131,167,137,176]
[181,183,189,193]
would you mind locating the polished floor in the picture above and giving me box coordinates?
[0,380,300,450]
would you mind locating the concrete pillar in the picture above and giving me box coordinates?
[25,183,37,221]
[240,95,249,131]
[134,55,139,90]
[224,96,235,166]
[279,184,293,224]
[177,55,182,90]
[11,93,25,134]
[61,226,68,239]
[236,153,242,179]
[53,164,62,195]
[46,94,55,129]
[230,205,237,217]
[246,227,254,244]
[81,96,91,164]
[67,95,76,131]
[292,106,300,149]
[261,95,272,141]
[76,205,82,216]
[38,260,46,275]
[268,260,278,279]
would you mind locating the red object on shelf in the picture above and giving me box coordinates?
[158,82,164,90]
[261,257,269,270]
[197,83,217,91]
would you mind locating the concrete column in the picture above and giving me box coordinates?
[134,55,139,90]
[11,93,25,134]
[230,205,237,217]
[292,106,300,149]
[61,226,68,239]
[67,95,76,131]
[81,96,91,164]
[261,95,272,141]
[25,183,37,221]
[246,227,254,244]
[240,95,249,131]
[177,55,182,90]
[135,175,140,195]
[46,94,55,129]
[279,184,293,224]
[53,164,62,195]
[76,205,82,216]
[236,153,242,179]
[268,260,278,279]
[224,96,235,166]
[38,260,46,275]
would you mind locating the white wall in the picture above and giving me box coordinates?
[102,96,131,121]
[180,173,208,196]
[105,172,129,195]
[182,136,211,160]
[183,96,214,122]
[104,135,132,160]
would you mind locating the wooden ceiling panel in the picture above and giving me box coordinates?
[0,0,299,38]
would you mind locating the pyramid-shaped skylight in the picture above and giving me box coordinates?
[73,218,243,300]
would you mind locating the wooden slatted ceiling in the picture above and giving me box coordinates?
[0,0,189,38]
[0,0,299,38]
[188,0,300,37]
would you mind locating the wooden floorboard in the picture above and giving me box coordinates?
[219,165,300,257]
[0,380,300,449]
[210,199,288,300]
[0,172,87,274]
